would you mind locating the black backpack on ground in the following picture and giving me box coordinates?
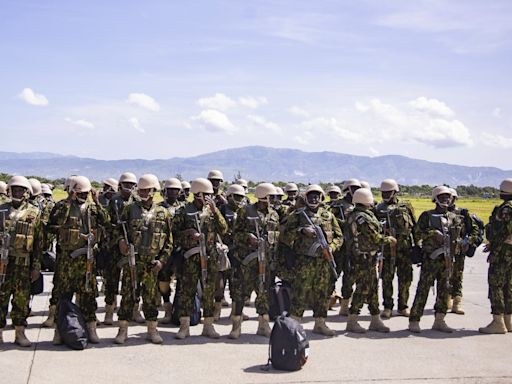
[269,281,292,320]
[171,280,202,326]
[56,298,88,350]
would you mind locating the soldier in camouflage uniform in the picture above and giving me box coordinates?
[114,174,173,344]
[408,186,460,333]
[374,179,416,319]
[157,177,183,324]
[173,178,228,339]
[345,188,394,333]
[479,178,512,334]
[229,183,279,338]
[103,172,138,325]
[282,183,299,207]
[280,184,343,336]
[0,181,8,204]
[50,176,110,344]
[0,176,42,347]
[179,181,191,203]
[98,178,118,208]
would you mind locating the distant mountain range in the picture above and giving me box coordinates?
[0,146,509,187]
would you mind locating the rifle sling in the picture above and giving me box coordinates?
[183,246,201,259]
[70,248,88,259]
[242,251,258,266]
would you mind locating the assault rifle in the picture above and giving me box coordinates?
[0,210,10,289]
[115,203,137,301]
[84,210,95,292]
[188,211,208,287]
[248,216,266,294]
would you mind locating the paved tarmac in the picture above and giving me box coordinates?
[1,246,511,384]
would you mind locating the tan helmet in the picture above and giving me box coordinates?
[360,181,371,189]
[431,185,452,202]
[305,184,325,198]
[63,175,78,192]
[119,172,137,184]
[380,179,399,192]
[284,183,298,193]
[71,176,92,193]
[255,183,277,199]
[191,178,214,194]
[207,169,224,181]
[8,175,33,194]
[448,187,458,199]
[181,181,191,190]
[235,178,248,188]
[0,181,7,195]
[326,185,342,194]
[343,178,361,191]
[500,178,512,194]
[103,178,119,192]
[353,188,374,206]
[164,177,182,190]
[41,183,53,195]
[226,184,246,197]
[28,178,42,196]
[275,187,285,196]
[138,174,161,191]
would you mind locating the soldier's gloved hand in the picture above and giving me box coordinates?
[30,269,40,283]
[152,260,163,273]
[301,226,317,238]
[247,233,259,247]
[433,230,444,244]
[204,195,217,211]
[119,239,128,255]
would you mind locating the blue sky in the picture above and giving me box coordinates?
[1,0,511,169]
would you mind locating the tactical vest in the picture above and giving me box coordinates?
[242,203,280,255]
[58,201,99,252]
[347,209,382,257]
[421,210,459,256]
[293,207,334,257]
[487,201,512,248]
[375,200,415,239]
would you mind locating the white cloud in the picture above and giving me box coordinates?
[293,130,315,145]
[288,106,310,117]
[247,114,281,133]
[481,132,512,149]
[409,97,455,118]
[368,147,380,156]
[18,88,49,106]
[300,117,363,142]
[192,109,237,133]
[492,107,502,118]
[239,96,268,109]
[197,93,236,111]
[64,118,95,129]
[126,93,160,111]
[129,117,145,133]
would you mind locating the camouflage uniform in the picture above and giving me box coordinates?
[280,206,342,318]
[219,200,240,305]
[116,200,173,322]
[374,199,416,312]
[0,201,42,328]
[157,200,182,296]
[231,203,280,316]
[173,202,228,318]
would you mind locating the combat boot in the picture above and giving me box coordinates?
[213,302,222,322]
[369,315,390,333]
[479,315,507,334]
[380,308,392,319]
[159,302,173,324]
[229,315,242,339]
[52,328,62,345]
[256,314,271,337]
[114,320,129,344]
[504,314,512,332]
[339,299,350,316]
[175,317,190,339]
[432,313,454,333]
[14,326,31,347]
[346,314,366,333]
[230,307,249,321]
[313,317,336,336]
[132,304,145,323]
[201,317,220,339]
[451,296,465,315]
[408,321,421,333]
[397,308,410,317]
[147,321,163,344]
[446,294,453,309]
[42,305,57,327]
[87,321,100,343]
[104,304,115,325]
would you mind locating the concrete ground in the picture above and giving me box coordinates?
[1,246,511,384]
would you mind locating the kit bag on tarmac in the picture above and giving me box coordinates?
[56,297,89,350]
[171,280,202,326]
[268,280,292,320]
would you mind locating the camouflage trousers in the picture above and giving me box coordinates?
[103,248,123,306]
[487,250,512,315]
[349,258,380,316]
[289,256,331,318]
[117,262,159,321]
[381,249,413,311]
[0,263,31,328]
[53,253,98,323]
[230,259,269,316]
[449,252,465,297]
[410,257,449,322]
[176,253,218,318]
[340,250,355,300]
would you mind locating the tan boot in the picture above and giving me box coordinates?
[175,317,190,339]
[479,315,507,334]
[346,314,366,333]
[14,326,31,347]
[256,314,272,337]
[114,320,129,344]
[380,308,392,319]
[87,321,100,343]
[446,294,453,309]
[213,302,222,322]
[339,299,350,316]
[52,328,62,345]
[132,304,145,323]
[147,321,163,344]
[104,304,115,325]
[201,317,220,339]
[505,314,512,332]
[451,296,465,315]
[432,313,454,333]
[229,315,242,339]
[229,306,249,321]
[313,317,336,336]
[369,315,390,333]
[397,308,410,317]
[159,302,173,324]
[42,305,57,328]
[408,321,421,333]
